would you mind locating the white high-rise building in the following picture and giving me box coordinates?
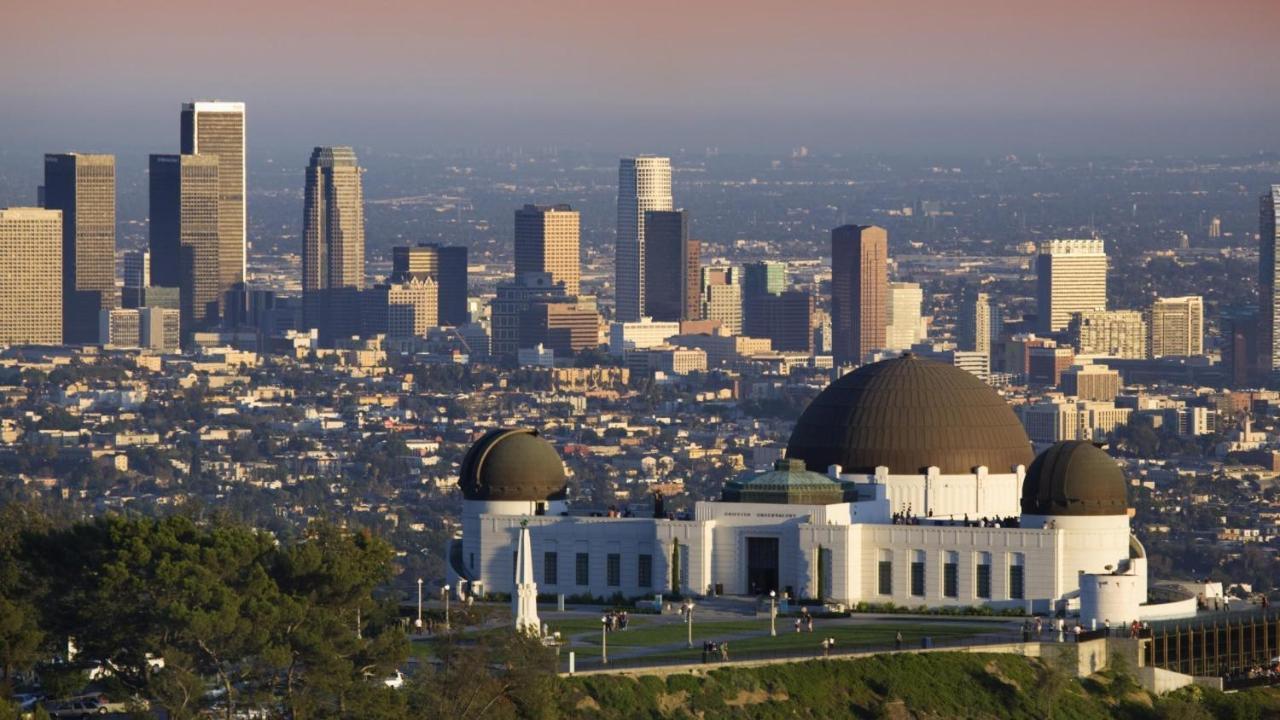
[1148,296,1204,358]
[616,156,673,322]
[884,282,925,351]
[958,290,1001,358]
[1260,186,1280,376]
[1036,239,1107,334]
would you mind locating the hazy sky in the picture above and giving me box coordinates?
[2,0,1278,155]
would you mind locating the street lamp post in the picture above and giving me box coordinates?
[683,600,695,649]
[769,590,777,637]
[415,578,423,631]
[443,584,451,633]
[601,615,609,665]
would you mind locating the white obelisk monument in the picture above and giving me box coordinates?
[514,519,541,636]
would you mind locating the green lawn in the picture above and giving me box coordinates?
[555,618,1013,661]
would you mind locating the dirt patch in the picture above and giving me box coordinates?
[657,690,689,715]
[724,688,788,707]
[984,659,1022,692]
[878,699,911,720]
[576,696,601,712]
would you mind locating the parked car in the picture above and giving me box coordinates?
[47,697,109,717]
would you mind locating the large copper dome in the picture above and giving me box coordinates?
[786,353,1034,475]
[459,428,568,501]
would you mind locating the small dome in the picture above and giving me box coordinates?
[1021,441,1128,516]
[786,353,1034,475]
[723,458,847,505]
[459,428,567,502]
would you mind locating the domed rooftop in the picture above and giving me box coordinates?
[1021,441,1128,516]
[723,458,847,505]
[459,428,567,502]
[786,353,1034,476]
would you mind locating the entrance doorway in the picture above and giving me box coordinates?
[746,537,779,594]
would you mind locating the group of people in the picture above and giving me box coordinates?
[888,509,1021,529]
[793,608,815,633]
[603,609,630,632]
[701,640,729,663]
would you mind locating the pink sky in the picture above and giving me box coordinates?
[2,0,1278,152]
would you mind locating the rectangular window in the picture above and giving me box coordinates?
[638,553,653,588]
[944,553,959,598]
[910,551,925,597]
[544,551,558,586]
[575,552,589,586]
[878,558,893,595]
[976,552,992,600]
[607,553,621,587]
[1009,553,1025,600]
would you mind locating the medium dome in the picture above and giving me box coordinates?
[1021,441,1128,516]
[459,428,567,502]
[786,353,1034,475]
[722,458,847,505]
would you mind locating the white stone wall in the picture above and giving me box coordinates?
[842,466,1023,522]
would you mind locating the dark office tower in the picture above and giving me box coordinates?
[831,225,888,366]
[643,210,699,321]
[515,204,580,296]
[180,101,245,297]
[760,289,815,353]
[432,245,469,326]
[742,261,786,338]
[150,154,220,335]
[1261,185,1280,377]
[302,146,365,344]
[43,154,116,344]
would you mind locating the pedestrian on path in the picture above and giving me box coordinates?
[895,631,903,650]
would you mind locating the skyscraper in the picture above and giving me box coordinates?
[757,289,814,353]
[515,204,580,296]
[0,208,62,344]
[958,290,1001,358]
[1036,239,1107,334]
[885,282,926,351]
[302,146,365,344]
[1261,186,1280,376]
[616,156,673,322]
[831,225,888,365]
[149,154,220,334]
[43,154,115,344]
[391,243,469,326]
[123,250,150,289]
[1148,296,1204,358]
[743,261,786,338]
[643,209,699,321]
[699,266,742,335]
[180,101,245,293]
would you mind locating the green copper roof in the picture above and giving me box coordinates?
[723,458,846,505]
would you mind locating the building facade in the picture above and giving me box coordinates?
[302,147,365,345]
[515,204,580,296]
[1148,296,1203,358]
[1068,309,1147,359]
[699,266,742,335]
[831,225,887,365]
[885,281,925,351]
[0,208,62,344]
[1036,239,1108,334]
[149,154,220,335]
[643,209,699,322]
[43,153,116,344]
[616,156,673,322]
[180,101,246,290]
